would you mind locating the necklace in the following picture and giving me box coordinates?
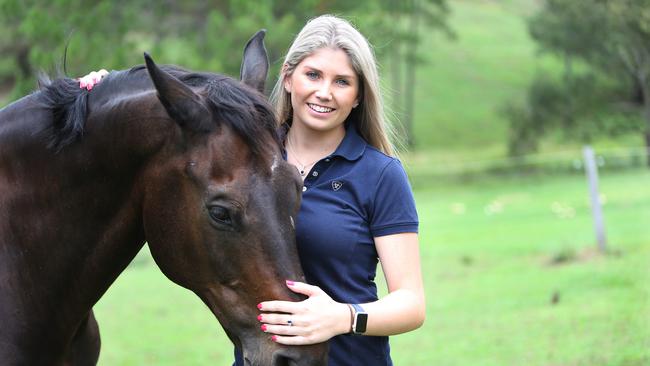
[286,138,322,177]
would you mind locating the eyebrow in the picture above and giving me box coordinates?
[302,64,356,79]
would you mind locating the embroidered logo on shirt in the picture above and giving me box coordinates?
[332,180,343,191]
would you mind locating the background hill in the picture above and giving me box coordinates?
[398,0,643,169]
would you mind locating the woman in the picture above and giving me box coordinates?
[78,15,424,365]
[251,15,425,365]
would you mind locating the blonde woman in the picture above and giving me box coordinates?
[251,15,425,365]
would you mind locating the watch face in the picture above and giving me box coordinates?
[355,313,368,333]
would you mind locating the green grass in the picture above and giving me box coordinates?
[95,168,650,365]
[390,168,650,366]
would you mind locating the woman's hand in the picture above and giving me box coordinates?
[77,69,108,90]
[258,280,351,345]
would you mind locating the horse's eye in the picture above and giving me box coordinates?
[209,206,232,226]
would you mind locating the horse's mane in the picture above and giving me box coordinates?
[35,65,280,157]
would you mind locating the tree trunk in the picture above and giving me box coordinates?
[391,4,403,138]
[641,81,650,168]
[17,45,31,79]
[645,128,650,169]
[404,0,420,148]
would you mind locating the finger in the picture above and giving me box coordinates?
[258,300,301,313]
[92,71,103,83]
[258,313,293,326]
[80,76,93,90]
[272,335,314,346]
[286,280,322,297]
[262,323,300,336]
[98,69,109,76]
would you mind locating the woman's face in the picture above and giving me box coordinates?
[284,47,359,133]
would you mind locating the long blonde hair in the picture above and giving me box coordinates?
[270,15,396,156]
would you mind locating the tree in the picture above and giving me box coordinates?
[0,0,284,99]
[1,0,452,151]
[352,0,453,148]
[0,1,153,99]
[506,0,649,165]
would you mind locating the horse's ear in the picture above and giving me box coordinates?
[144,53,213,133]
[240,30,269,94]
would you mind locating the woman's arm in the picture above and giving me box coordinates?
[258,232,425,345]
[363,232,425,335]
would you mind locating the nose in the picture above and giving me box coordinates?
[315,81,332,101]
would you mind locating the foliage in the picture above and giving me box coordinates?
[506,0,649,158]
[503,71,643,156]
[0,0,146,99]
[0,0,451,143]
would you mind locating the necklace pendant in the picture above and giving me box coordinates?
[300,170,305,176]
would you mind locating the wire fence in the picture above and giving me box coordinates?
[407,146,649,187]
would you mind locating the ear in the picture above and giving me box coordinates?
[282,65,292,93]
[144,52,212,133]
[240,30,269,94]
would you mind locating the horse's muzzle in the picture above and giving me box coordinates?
[270,345,328,366]
[242,343,327,366]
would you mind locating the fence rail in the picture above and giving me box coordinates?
[406,146,649,182]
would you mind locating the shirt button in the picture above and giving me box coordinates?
[312,171,319,177]
[325,158,331,162]
[302,186,307,192]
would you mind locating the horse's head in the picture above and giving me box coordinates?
[140,32,327,365]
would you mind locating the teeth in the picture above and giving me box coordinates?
[309,103,333,113]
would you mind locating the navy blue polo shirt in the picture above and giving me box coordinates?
[235,124,418,366]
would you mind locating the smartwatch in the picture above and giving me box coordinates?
[349,303,368,335]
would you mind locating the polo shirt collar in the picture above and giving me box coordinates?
[331,123,366,161]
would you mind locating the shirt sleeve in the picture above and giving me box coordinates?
[369,159,419,237]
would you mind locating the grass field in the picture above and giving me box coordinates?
[94,167,650,365]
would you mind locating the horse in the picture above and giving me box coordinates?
[0,31,327,366]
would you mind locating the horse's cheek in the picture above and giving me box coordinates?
[143,185,210,288]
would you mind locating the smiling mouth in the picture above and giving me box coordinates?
[308,103,335,113]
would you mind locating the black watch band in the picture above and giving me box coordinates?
[350,303,368,334]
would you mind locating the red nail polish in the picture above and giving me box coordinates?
[272,335,278,342]
[286,280,295,286]
[261,324,267,332]
[257,315,263,321]
[257,303,262,310]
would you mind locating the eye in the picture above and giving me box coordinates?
[306,71,319,80]
[209,206,232,226]
[335,78,350,86]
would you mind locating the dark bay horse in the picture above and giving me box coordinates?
[0,31,327,366]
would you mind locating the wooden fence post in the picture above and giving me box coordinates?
[583,146,607,252]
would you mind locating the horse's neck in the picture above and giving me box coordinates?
[0,93,166,328]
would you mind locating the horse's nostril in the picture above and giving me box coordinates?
[271,345,327,366]
[271,351,292,366]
